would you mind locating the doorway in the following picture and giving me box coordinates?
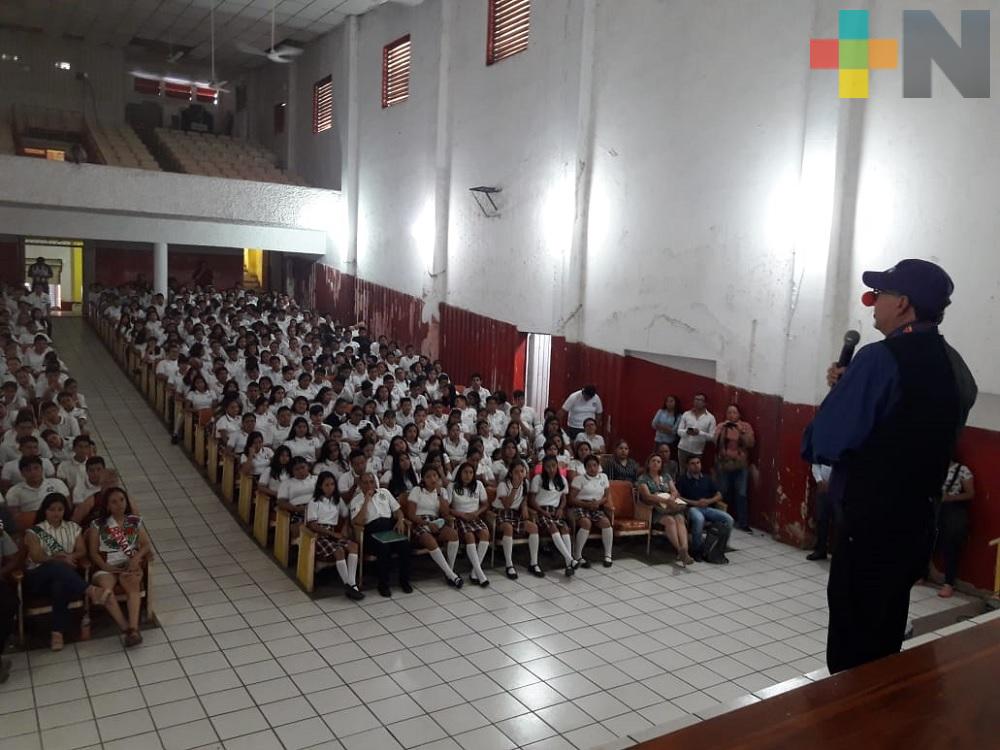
[23,238,84,310]
[523,332,552,416]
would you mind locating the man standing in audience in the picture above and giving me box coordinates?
[676,456,733,563]
[559,385,603,440]
[675,393,716,470]
[802,259,976,674]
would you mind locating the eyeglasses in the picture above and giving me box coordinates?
[870,289,901,301]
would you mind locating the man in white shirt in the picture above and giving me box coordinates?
[56,435,93,491]
[4,457,69,513]
[559,385,603,440]
[675,393,717,470]
[0,437,55,492]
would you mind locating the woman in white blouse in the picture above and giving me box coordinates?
[283,417,323,463]
[240,432,274,479]
[402,466,463,588]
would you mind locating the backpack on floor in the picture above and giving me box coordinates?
[702,525,730,564]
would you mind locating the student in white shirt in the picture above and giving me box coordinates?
[276,457,315,525]
[5,457,70,513]
[559,385,603,440]
[350,472,411,597]
[283,417,323,463]
[313,439,350,480]
[443,422,468,465]
[402,466,463,587]
[376,410,402,443]
[474,421,501,460]
[484,397,509,438]
[528,456,576,576]
[239,432,274,479]
[305,472,363,600]
[227,413,257,455]
[569,455,614,568]
[493,460,542,580]
[56,435,93,491]
[574,418,606,454]
[185,375,216,412]
[1,436,55,491]
[214,398,243,444]
[71,456,106,517]
[566,441,593,481]
[449,462,491,586]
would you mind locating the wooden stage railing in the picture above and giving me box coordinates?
[639,618,1000,750]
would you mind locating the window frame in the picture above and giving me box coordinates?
[381,34,412,109]
[312,75,333,134]
[486,0,531,66]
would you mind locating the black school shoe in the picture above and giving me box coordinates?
[345,585,365,601]
[529,564,545,578]
[400,580,414,594]
[806,550,827,561]
[505,566,518,580]
[378,584,392,598]
[446,576,464,589]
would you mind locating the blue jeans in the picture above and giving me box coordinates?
[718,467,749,528]
[24,562,89,634]
[688,506,734,553]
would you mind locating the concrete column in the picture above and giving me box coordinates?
[344,15,361,278]
[153,241,168,297]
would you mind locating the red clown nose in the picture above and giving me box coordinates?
[861,291,878,307]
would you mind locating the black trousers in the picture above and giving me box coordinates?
[935,502,969,586]
[0,580,17,653]
[364,517,411,588]
[826,524,932,674]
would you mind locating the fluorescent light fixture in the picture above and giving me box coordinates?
[54,61,71,70]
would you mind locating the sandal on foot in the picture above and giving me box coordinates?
[529,564,545,578]
[505,566,518,580]
[50,632,64,652]
[124,630,143,648]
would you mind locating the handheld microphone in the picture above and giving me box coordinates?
[837,330,861,368]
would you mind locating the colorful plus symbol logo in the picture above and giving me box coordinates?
[810,10,899,98]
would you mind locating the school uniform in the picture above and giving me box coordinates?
[1,457,56,484]
[570,472,610,523]
[305,496,352,559]
[450,481,489,536]
[574,432,606,453]
[494,481,530,534]
[530,475,569,532]
[277,475,315,523]
[407,486,447,539]
[5,477,70,513]
[283,436,322,463]
[444,437,469,465]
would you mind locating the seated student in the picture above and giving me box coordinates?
[567,441,593,482]
[491,440,520,484]
[313,438,350,480]
[214,397,243,444]
[226,412,257,455]
[474,420,501,460]
[493,459,542,579]
[0,409,53,463]
[258,445,292,498]
[574,418,606,454]
[62,379,89,431]
[338,449,372,501]
[0,506,19,681]
[655,442,679,484]
[569,454,614,568]
[449,461,491,587]
[39,400,80,443]
[402,466,463,587]
[604,440,641,483]
[22,493,114,651]
[271,407,294,449]
[528,456,576,576]
[57,390,88,436]
[240,432,273,479]
[43,429,72,466]
[532,440,570,477]
[86,487,152,647]
[340,406,369,447]
[636,454,693,566]
[307,404,331,441]
[442,421,470,467]
[71,456,107,523]
[283,417,323,463]
[350,472,411,597]
[252,397,277,446]
[5,456,70,513]
[1,436,56,491]
[382,452,419,497]
[675,456,733,564]
[306,472,363,600]
[462,449,496,488]
[276,457,315,528]
[376,409,402,443]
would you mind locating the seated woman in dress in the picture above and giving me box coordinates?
[306,472,363,600]
[239,431,273,479]
[349,472,411,597]
[636,454,693,566]
[24,493,121,650]
[568,454,614,568]
[605,439,641,483]
[402,466,463,588]
[493,459,542,580]
[449,461,491,586]
[86,487,152,646]
[528,456,576,576]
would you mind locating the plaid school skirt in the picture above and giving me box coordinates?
[313,525,352,560]
[570,507,609,524]
[455,517,489,536]
[494,508,531,536]
[535,508,568,534]
[411,515,442,540]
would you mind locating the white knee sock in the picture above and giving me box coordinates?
[574,528,590,559]
[601,526,613,558]
[335,558,350,585]
[446,540,459,570]
[429,547,457,579]
[476,540,490,566]
[552,533,574,566]
[502,535,514,567]
[528,533,540,565]
[347,553,358,586]
[466,543,487,581]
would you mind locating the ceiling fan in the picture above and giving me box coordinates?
[235,0,304,64]
[208,2,230,92]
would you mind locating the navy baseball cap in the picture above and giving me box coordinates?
[861,259,953,311]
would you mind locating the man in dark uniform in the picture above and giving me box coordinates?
[802,259,977,674]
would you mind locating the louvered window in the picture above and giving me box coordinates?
[163,81,192,100]
[313,76,333,133]
[382,35,411,109]
[133,76,161,96]
[195,86,218,104]
[487,0,530,65]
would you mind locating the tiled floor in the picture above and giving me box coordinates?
[0,318,984,750]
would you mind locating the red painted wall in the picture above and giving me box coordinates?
[92,245,243,289]
[0,239,25,286]
[309,261,999,590]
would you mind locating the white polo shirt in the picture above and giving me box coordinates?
[571,472,609,503]
[450,481,487,514]
[305,496,349,526]
[6,477,70,512]
[529,474,568,508]
[277,476,315,507]
[350,488,399,521]
[561,391,603,430]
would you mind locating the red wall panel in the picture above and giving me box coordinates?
[92,246,243,289]
[953,425,1000,591]
[354,278,431,356]
[439,303,520,393]
[314,264,356,325]
[0,240,25,286]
